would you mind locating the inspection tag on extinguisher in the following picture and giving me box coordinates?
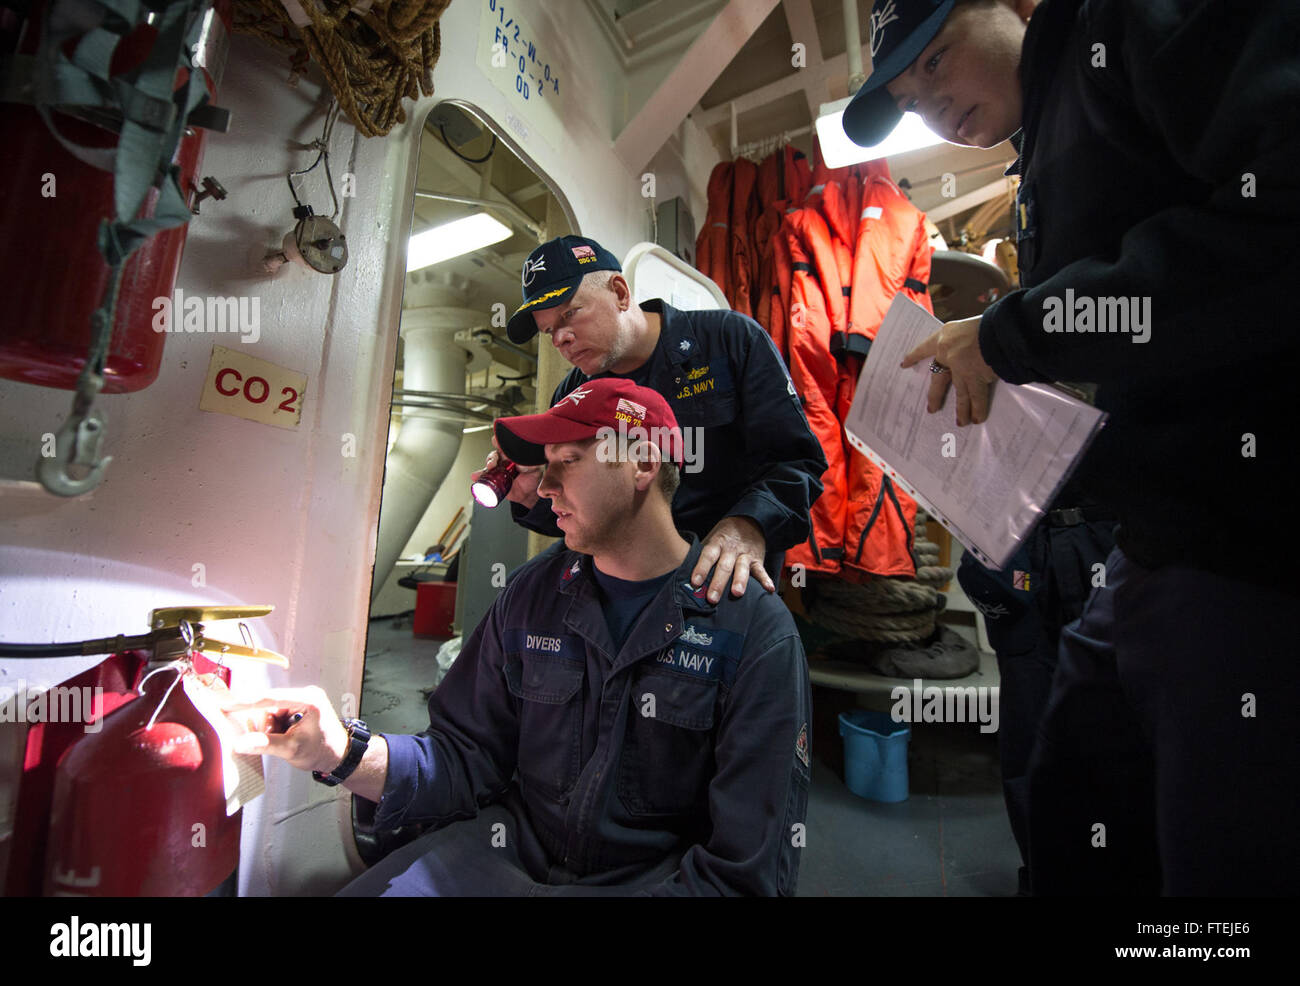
[199,345,307,430]
[183,673,266,816]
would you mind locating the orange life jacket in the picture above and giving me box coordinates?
[752,152,784,334]
[844,172,933,351]
[695,162,733,300]
[835,166,934,579]
[783,206,845,337]
[835,353,919,580]
[768,215,794,362]
[728,158,759,318]
[783,144,812,208]
[708,144,926,580]
[781,215,847,574]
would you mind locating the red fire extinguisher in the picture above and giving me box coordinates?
[2,650,149,896]
[41,656,243,896]
[0,0,232,495]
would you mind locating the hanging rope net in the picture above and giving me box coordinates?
[232,0,451,136]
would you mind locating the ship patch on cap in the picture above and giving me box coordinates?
[522,255,547,287]
[871,0,900,57]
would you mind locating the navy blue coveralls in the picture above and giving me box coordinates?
[512,299,828,577]
[974,0,1300,894]
[341,535,813,896]
[956,473,1115,892]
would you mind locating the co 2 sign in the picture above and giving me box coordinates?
[199,345,306,430]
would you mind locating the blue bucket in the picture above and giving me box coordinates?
[838,710,911,803]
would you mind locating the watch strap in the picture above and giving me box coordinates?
[312,718,370,786]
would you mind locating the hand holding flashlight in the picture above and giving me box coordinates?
[471,456,518,508]
[470,442,543,509]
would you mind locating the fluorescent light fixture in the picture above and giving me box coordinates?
[815,96,946,168]
[406,213,512,272]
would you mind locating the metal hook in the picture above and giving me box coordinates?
[35,406,113,497]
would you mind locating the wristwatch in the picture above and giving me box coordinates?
[312,717,371,786]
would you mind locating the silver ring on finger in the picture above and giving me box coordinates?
[929,360,951,374]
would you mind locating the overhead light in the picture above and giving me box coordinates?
[407,213,512,272]
[815,97,946,168]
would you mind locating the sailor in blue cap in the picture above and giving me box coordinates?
[843,0,1300,896]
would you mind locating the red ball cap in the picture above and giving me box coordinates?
[494,378,684,467]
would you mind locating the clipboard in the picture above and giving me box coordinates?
[843,295,1107,571]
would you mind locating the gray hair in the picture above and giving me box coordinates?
[582,269,619,295]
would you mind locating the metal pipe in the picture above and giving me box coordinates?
[393,388,521,410]
[733,125,813,160]
[471,329,539,366]
[844,0,865,94]
[372,302,472,603]
[391,401,497,422]
[476,248,530,284]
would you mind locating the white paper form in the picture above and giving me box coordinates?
[843,295,1107,570]
[182,673,265,817]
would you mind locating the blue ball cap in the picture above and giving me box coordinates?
[843,0,956,148]
[506,235,622,344]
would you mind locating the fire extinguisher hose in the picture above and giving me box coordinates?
[0,616,290,667]
[0,632,158,658]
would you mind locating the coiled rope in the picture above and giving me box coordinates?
[806,513,956,643]
[232,0,451,137]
